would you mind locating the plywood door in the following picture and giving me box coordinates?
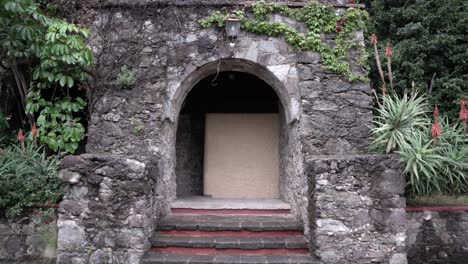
[204,113,279,198]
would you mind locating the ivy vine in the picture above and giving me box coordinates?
[199,1,370,82]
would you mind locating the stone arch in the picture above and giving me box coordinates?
[158,57,307,231]
[164,58,300,125]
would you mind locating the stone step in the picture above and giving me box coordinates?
[152,235,308,250]
[172,197,292,210]
[171,198,291,215]
[142,252,317,264]
[157,214,303,232]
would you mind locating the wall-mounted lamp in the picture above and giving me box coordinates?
[225,12,241,48]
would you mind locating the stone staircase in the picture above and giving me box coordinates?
[142,199,315,264]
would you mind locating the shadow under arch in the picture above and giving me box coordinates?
[167,58,296,125]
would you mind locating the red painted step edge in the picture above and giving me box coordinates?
[171,208,291,214]
[159,230,303,237]
[151,247,309,255]
[406,205,468,212]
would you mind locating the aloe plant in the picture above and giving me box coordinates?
[371,92,428,153]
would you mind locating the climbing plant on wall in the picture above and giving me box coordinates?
[199,1,371,82]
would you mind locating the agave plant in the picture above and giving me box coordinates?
[431,118,468,194]
[398,117,468,197]
[436,145,468,194]
[397,132,447,196]
[371,92,429,153]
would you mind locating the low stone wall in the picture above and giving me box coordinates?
[407,209,468,264]
[0,218,40,263]
[307,154,407,264]
[56,154,158,264]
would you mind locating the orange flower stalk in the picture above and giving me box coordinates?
[381,83,387,94]
[433,104,439,118]
[31,123,38,144]
[371,34,377,45]
[17,129,25,151]
[431,105,441,144]
[460,97,468,134]
[371,34,386,85]
[386,43,393,90]
[432,119,441,144]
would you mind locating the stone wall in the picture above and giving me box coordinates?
[297,50,371,156]
[85,2,309,225]
[407,209,468,264]
[79,0,372,252]
[56,154,158,264]
[306,155,407,264]
[0,219,41,263]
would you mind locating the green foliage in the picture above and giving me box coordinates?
[371,92,428,153]
[368,0,467,120]
[27,92,86,153]
[1,0,92,154]
[0,143,61,218]
[397,132,446,196]
[398,122,468,197]
[130,117,144,136]
[371,92,468,197]
[0,112,10,146]
[0,112,8,130]
[116,65,137,89]
[199,1,371,82]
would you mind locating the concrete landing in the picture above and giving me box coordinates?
[171,197,291,210]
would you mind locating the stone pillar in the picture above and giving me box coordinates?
[307,155,407,264]
[56,154,157,264]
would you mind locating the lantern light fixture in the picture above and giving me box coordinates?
[225,12,241,48]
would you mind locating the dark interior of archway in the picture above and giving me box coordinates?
[176,71,279,197]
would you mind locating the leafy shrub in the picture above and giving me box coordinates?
[0,143,61,218]
[1,0,92,154]
[116,65,137,89]
[368,0,467,120]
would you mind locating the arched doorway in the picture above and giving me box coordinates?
[161,59,307,226]
[175,71,282,198]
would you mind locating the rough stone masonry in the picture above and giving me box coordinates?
[55,0,408,263]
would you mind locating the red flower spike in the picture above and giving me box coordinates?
[431,120,441,144]
[460,107,468,121]
[371,34,377,45]
[460,96,467,108]
[31,123,38,136]
[348,0,355,4]
[385,43,392,57]
[433,104,439,118]
[381,83,387,95]
[17,129,25,142]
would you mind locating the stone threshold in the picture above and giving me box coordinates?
[171,197,291,210]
